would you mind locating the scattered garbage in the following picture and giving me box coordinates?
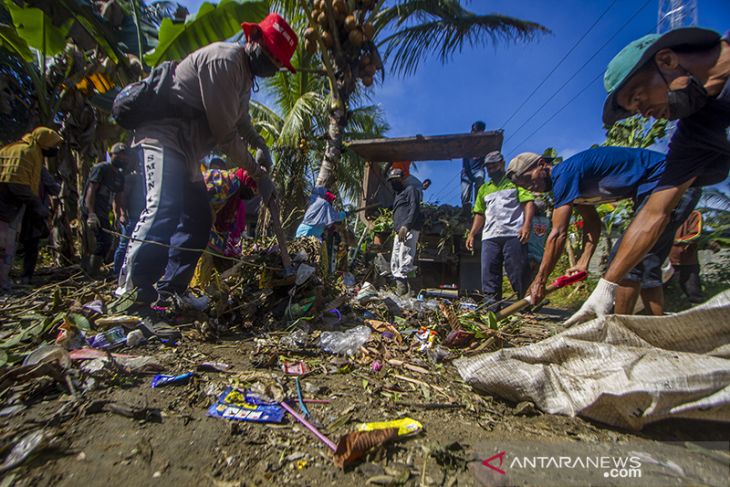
[413,327,437,352]
[22,345,70,368]
[86,326,127,350]
[94,315,142,329]
[334,429,398,468]
[151,372,194,388]
[0,430,52,474]
[320,325,371,356]
[280,327,309,348]
[196,362,231,373]
[356,417,423,437]
[295,264,316,285]
[125,329,145,347]
[208,387,286,423]
[281,361,310,375]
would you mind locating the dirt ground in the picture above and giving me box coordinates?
[2,309,728,487]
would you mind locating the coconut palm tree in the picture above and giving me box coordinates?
[251,43,388,230]
[279,0,548,187]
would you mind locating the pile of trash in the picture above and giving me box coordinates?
[0,235,561,480]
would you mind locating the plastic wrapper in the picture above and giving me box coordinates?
[151,372,193,388]
[319,325,371,356]
[207,387,285,423]
[355,417,423,437]
[86,326,127,349]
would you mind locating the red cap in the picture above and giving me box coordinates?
[324,191,337,203]
[241,13,298,73]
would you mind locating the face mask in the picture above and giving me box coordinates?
[42,147,58,157]
[111,157,127,170]
[247,43,279,78]
[390,181,404,192]
[656,63,708,120]
[488,169,505,181]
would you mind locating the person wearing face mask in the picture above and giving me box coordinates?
[119,13,297,313]
[506,147,701,316]
[461,121,487,212]
[81,143,129,277]
[388,168,424,296]
[564,27,729,326]
[0,127,63,291]
[466,151,534,308]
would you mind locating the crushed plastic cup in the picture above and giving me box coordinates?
[126,329,145,347]
[319,325,371,356]
[295,264,316,285]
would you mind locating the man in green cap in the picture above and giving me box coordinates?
[568,27,729,326]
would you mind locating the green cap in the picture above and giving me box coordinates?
[602,27,720,126]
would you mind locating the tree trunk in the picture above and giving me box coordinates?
[316,104,347,188]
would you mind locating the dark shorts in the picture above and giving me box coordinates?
[608,187,701,289]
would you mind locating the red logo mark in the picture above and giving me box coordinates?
[482,451,507,475]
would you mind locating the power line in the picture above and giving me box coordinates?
[503,0,653,152]
[507,70,604,158]
[500,0,620,130]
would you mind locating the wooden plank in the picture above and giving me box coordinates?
[347,131,504,162]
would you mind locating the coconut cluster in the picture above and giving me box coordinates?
[303,0,382,87]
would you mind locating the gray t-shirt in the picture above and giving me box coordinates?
[132,42,261,181]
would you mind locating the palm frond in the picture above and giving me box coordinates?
[279,90,326,145]
[698,189,730,212]
[377,0,548,78]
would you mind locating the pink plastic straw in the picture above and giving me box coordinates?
[280,401,337,452]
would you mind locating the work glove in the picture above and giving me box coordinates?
[398,226,409,241]
[255,147,273,173]
[564,278,617,327]
[87,213,100,231]
[256,173,276,203]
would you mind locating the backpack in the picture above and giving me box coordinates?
[112,61,181,130]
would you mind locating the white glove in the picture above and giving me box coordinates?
[564,278,618,327]
[255,147,273,172]
[87,213,100,230]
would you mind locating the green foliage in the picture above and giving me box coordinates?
[603,115,668,148]
[371,208,393,234]
[0,22,33,61]
[3,0,73,57]
[542,147,563,164]
[144,0,267,66]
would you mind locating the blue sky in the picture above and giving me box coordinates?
[177,0,729,205]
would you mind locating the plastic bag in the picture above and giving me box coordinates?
[320,325,371,356]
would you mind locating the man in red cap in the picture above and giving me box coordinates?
[120,13,297,314]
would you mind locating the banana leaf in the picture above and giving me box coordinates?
[3,0,73,57]
[0,23,33,61]
[144,0,267,67]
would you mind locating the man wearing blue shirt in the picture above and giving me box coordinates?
[567,27,729,325]
[506,146,700,317]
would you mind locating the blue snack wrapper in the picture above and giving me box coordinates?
[87,326,127,349]
[151,372,193,388]
[208,387,285,423]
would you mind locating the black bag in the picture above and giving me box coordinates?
[112,61,179,130]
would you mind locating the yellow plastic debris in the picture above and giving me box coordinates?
[355,417,423,437]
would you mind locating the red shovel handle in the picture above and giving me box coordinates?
[549,271,588,289]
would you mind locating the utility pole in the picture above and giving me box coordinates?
[657,0,698,33]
